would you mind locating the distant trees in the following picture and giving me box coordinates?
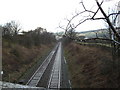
[60,0,120,57]
[2,21,21,37]
[2,21,56,47]
[20,27,56,47]
[60,0,120,41]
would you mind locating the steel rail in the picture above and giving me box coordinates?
[26,43,59,86]
[47,42,61,89]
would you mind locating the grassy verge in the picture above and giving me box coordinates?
[17,46,52,84]
[64,42,120,88]
[2,39,55,83]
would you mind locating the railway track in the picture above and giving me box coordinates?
[47,42,61,89]
[26,42,62,89]
[26,43,59,87]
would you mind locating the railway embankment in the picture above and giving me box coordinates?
[64,42,120,88]
[2,39,55,83]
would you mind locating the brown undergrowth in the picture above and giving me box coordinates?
[64,42,120,88]
[2,40,54,83]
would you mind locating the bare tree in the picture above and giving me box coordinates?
[59,0,120,61]
[10,21,21,35]
[60,0,120,41]
[59,1,120,87]
[2,21,21,36]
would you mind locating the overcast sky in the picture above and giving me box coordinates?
[0,0,119,33]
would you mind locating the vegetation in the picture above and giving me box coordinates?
[64,42,120,88]
[61,2,120,88]
[1,1,120,88]
[60,0,120,62]
[77,29,111,39]
[1,21,56,83]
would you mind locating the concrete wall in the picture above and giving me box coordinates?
[0,81,45,89]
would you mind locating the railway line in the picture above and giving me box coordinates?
[26,43,59,87]
[26,42,69,89]
[47,42,61,89]
[1,42,71,89]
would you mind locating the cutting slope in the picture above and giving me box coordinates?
[64,42,120,88]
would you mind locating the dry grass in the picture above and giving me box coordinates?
[2,41,53,82]
[65,42,119,88]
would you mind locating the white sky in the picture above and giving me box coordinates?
[0,0,119,33]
